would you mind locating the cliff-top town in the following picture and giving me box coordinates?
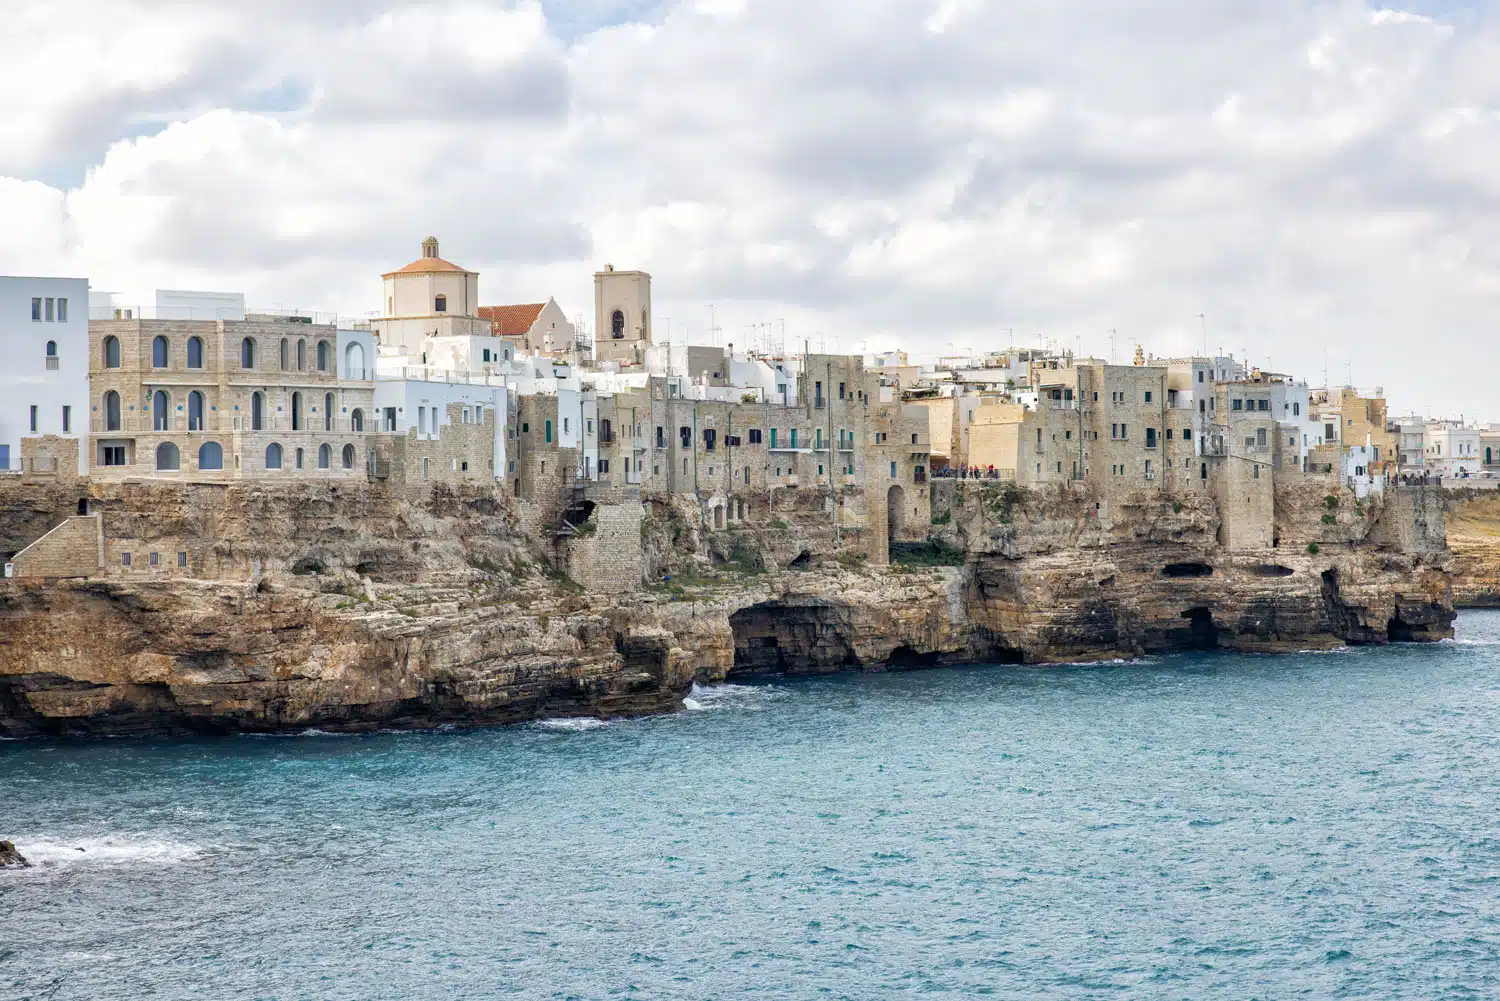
[0,236,1487,589]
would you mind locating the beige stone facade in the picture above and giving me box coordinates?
[88,317,376,482]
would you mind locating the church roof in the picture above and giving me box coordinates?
[382,256,476,278]
[478,302,547,337]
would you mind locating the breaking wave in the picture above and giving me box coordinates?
[15,836,210,867]
[533,717,612,732]
[683,682,788,712]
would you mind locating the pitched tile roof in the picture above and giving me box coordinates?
[477,303,547,337]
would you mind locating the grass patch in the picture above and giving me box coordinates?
[889,540,967,568]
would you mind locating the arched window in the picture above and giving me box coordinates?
[318,444,331,469]
[434,294,447,313]
[341,443,356,469]
[155,442,180,471]
[350,408,364,432]
[291,391,303,431]
[251,392,265,431]
[187,336,204,369]
[265,443,283,470]
[103,335,121,369]
[152,335,169,368]
[296,339,306,371]
[317,340,330,372]
[188,391,204,431]
[611,309,625,338]
[198,441,223,471]
[241,338,256,369]
[104,390,121,432]
[45,340,57,366]
[345,342,365,379]
[153,390,170,431]
[280,338,289,370]
[324,393,334,432]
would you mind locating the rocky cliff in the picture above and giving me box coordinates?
[0,477,1455,737]
[1444,491,1500,608]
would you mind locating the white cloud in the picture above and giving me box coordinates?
[2,0,1500,417]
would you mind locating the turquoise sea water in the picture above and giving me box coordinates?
[6,613,1500,1000]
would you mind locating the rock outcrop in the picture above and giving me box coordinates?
[1445,491,1500,607]
[0,841,29,868]
[0,478,1456,736]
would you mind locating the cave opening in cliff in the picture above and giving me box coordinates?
[788,550,812,571]
[1250,564,1296,578]
[1180,607,1219,650]
[1387,613,1418,643]
[1162,562,1214,578]
[886,645,944,670]
[729,601,860,677]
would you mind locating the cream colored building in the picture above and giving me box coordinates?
[593,266,652,366]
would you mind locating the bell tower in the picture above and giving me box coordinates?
[593,264,652,366]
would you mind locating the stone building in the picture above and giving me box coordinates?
[477,299,576,358]
[87,315,376,480]
[593,266,652,367]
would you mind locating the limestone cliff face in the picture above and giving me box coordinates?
[1445,491,1500,608]
[0,478,1456,736]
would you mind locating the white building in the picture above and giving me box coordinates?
[0,276,90,474]
[1425,422,1483,477]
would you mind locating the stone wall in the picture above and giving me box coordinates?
[566,502,643,592]
[11,515,102,579]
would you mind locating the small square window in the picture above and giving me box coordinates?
[122,552,132,567]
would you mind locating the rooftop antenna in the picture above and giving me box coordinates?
[1109,329,1117,364]
[1197,313,1207,356]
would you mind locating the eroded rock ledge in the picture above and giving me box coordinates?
[0,479,1456,736]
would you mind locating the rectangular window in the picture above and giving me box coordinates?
[418,406,427,434]
[1232,399,1243,411]
[57,298,67,323]
[44,298,54,322]
[62,406,71,433]
[122,552,132,567]
[587,419,593,434]
[1111,423,1118,439]
[545,420,554,443]
[599,459,610,474]
[1145,427,1157,448]
[1144,391,1152,403]
[1166,428,1173,440]
[30,405,38,432]
[1121,424,1127,439]
[770,429,778,448]
[890,461,897,478]
[838,382,846,399]
[1259,399,1269,411]
[31,297,41,321]
[178,551,188,567]
[149,552,160,567]
[790,429,798,448]
[563,418,570,433]
[748,429,763,444]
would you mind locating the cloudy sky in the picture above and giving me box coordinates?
[3,0,1497,418]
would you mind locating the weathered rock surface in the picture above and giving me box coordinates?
[0,479,1456,736]
[1446,491,1500,607]
[0,841,29,868]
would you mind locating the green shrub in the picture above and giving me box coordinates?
[1172,501,1184,514]
[931,510,952,525]
[1324,495,1339,509]
[1307,542,1321,555]
[890,540,966,568]
[1320,513,1337,525]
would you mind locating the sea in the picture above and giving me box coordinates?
[6,611,1500,1000]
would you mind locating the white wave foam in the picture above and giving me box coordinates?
[683,682,787,712]
[534,717,611,732]
[15,837,208,867]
